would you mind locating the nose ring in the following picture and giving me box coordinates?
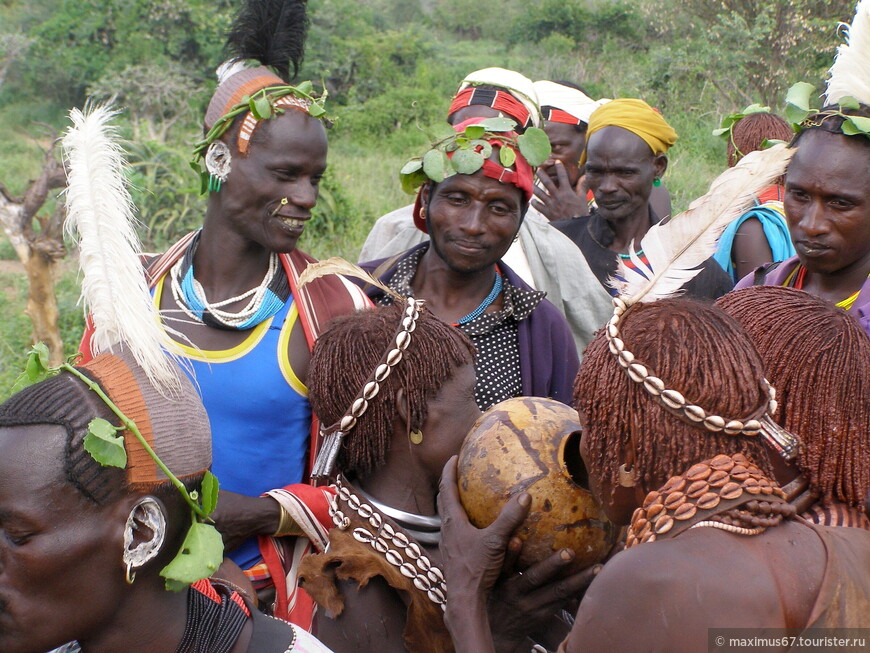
[271,197,289,216]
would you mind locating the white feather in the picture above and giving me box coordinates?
[62,103,182,392]
[610,144,795,304]
[297,257,403,302]
[215,58,248,85]
[825,0,870,106]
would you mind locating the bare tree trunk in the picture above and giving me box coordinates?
[0,139,67,365]
[24,250,63,364]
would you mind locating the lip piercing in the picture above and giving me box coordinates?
[271,197,289,216]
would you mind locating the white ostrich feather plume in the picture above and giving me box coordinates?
[610,144,795,305]
[63,103,182,392]
[825,0,870,106]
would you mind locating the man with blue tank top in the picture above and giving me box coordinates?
[79,0,370,629]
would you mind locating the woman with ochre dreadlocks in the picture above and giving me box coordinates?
[718,285,870,529]
[298,302,480,653]
[298,301,593,653]
[438,299,870,652]
[77,0,370,627]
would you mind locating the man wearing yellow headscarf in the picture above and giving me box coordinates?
[553,98,733,301]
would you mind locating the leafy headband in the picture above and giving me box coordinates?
[191,81,329,194]
[399,117,551,196]
[785,82,870,139]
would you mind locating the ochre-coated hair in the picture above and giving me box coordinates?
[728,111,793,167]
[717,286,870,507]
[309,304,477,478]
[575,299,774,499]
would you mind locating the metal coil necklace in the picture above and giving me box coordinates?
[355,484,442,545]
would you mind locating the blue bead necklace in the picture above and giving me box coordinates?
[453,267,503,326]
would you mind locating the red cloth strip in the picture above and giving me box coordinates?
[542,107,582,125]
[448,88,531,128]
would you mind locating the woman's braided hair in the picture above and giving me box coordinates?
[717,286,870,507]
[574,299,774,501]
[728,112,793,167]
[309,304,477,478]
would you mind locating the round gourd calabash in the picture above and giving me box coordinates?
[457,397,617,573]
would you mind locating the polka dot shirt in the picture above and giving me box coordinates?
[379,246,546,410]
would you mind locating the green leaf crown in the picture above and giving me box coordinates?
[191,81,330,193]
[784,82,870,140]
[13,344,222,592]
[399,117,551,194]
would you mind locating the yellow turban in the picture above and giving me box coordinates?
[581,98,678,165]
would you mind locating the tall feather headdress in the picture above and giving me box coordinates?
[604,143,799,459]
[63,103,182,392]
[225,0,309,81]
[825,0,870,106]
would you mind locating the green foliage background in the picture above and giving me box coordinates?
[0,0,857,396]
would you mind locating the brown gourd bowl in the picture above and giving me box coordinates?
[457,396,617,573]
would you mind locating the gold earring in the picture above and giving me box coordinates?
[409,429,423,445]
[125,561,137,585]
[618,463,636,488]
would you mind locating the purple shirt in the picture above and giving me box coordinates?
[736,255,870,337]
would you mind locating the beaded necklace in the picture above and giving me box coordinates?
[625,453,795,548]
[618,250,650,274]
[175,580,250,653]
[786,264,866,311]
[453,267,503,326]
[169,232,290,331]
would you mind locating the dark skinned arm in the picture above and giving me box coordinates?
[732,217,775,282]
[211,491,283,552]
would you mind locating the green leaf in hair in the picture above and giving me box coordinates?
[159,522,224,591]
[464,125,486,140]
[201,472,220,515]
[478,117,516,131]
[451,148,485,174]
[499,146,517,167]
[83,418,128,469]
[423,149,449,182]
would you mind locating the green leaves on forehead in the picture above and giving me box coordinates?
[516,127,551,166]
[398,119,551,193]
